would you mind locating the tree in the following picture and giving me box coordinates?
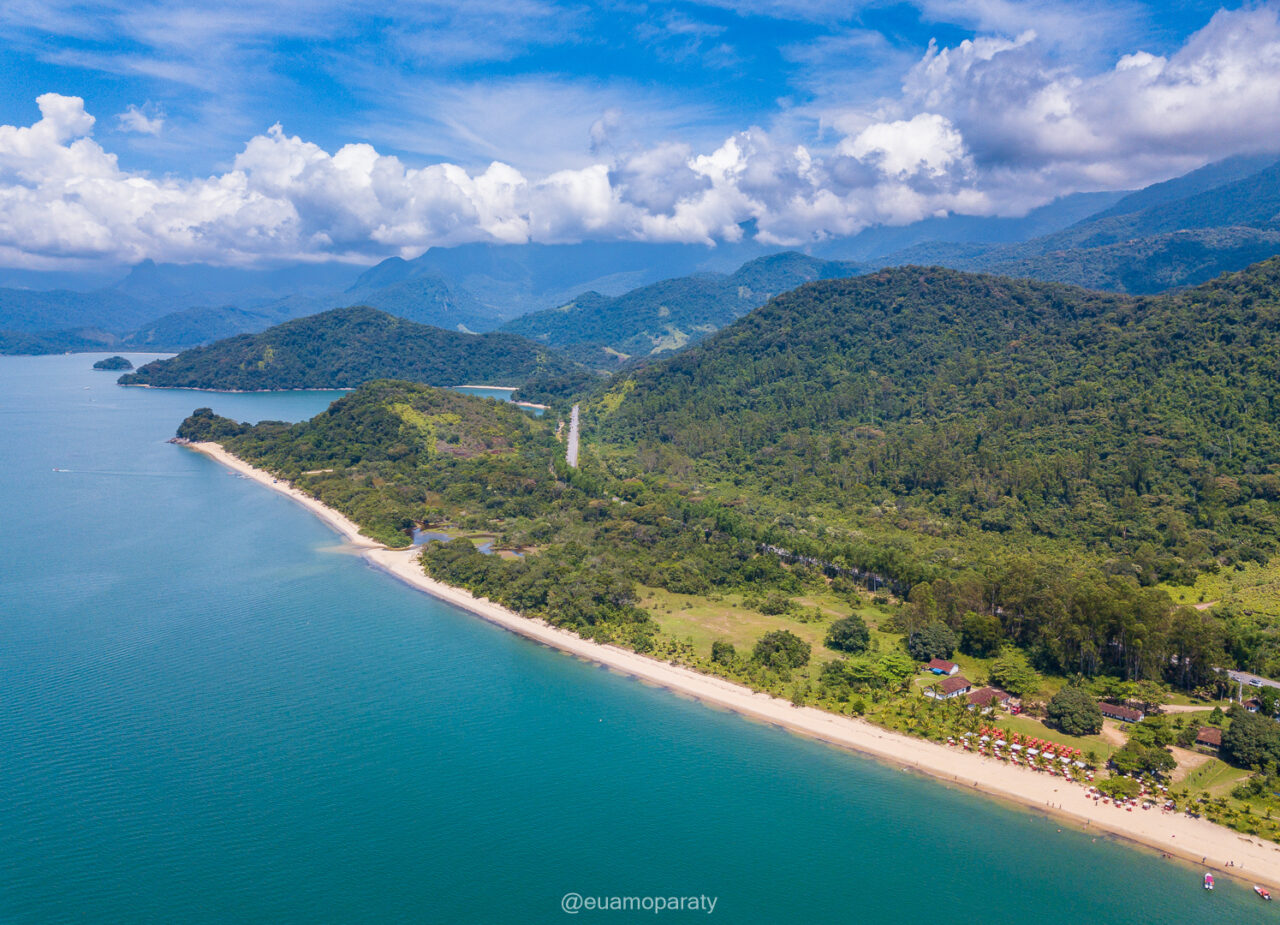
[1259,686,1280,718]
[826,614,871,653]
[906,622,958,661]
[960,611,1002,657]
[1223,707,1280,769]
[753,630,811,670]
[1098,776,1142,799]
[755,591,794,615]
[1111,740,1177,777]
[989,647,1041,698]
[1132,680,1168,714]
[711,639,736,666]
[1047,687,1103,736]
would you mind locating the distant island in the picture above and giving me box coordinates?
[120,305,593,398]
[92,355,133,370]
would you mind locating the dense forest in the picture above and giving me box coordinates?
[122,305,584,390]
[593,261,1280,587]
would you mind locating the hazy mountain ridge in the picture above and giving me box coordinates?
[500,252,868,365]
[884,155,1280,293]
[6,153,1280,350]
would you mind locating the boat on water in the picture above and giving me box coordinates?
[1204,873,1214,890]
[1255,886,1271,901]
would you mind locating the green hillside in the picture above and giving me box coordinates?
[120,305,584,391]
[592,260,1280,586]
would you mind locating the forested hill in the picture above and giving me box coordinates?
[592,259,1280,583]
[500,251,866,366]
[177,382,561,546]
[120,305,584,391]
[885,156,1280,293]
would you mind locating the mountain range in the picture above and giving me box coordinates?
[5,152,1280,355]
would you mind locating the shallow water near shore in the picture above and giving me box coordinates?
[0,354,1267,923]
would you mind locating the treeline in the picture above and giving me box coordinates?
[898,564,1228,689]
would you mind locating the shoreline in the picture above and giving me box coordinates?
[122,383,548,410]
[185,439,1280,890]
[121,383,355,393]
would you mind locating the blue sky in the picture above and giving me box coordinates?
[0,1,1276,268]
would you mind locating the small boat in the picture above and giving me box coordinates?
[1204,873,1214,890]
[1255,886,1271,901]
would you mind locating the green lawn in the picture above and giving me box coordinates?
[992,713,1118,760]
[1180,759,1251,798]
[1160,557,1280,617]
[641,585,894,680]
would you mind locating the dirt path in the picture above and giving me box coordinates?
[1160,703,1221,715]
[1099,720,1128,746]
[1169,745,1212,783]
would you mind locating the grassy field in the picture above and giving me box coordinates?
[991,712,1119,760]
[1161,557,1280,617]
[642,585,889,662]
[1180,758,1251,798]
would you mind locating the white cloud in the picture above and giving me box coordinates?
[117,103,164,135]
[3,6,1280,268]
[891,6,1280,193]
[842,113,970,179]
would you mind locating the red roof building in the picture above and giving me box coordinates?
[926,658,960,676]
[1099,702,1144,723]
[926,675,973,700]
[1195,726,1222,749]
[967,687,1011,710]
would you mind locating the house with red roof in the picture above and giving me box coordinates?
[925,675,973,700]
[1195,726,1222,750]
[925,658,960,676]
[1098,702,1144,723]
[967,687,1011,711]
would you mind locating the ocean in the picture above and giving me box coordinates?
[0,354,1260,923]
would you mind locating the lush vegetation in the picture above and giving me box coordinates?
[92,355,133,370]
[179,381,827,648]
[1047,687,1103,736]
[588,259,1280,682]
[125,306,585,391]
[501,252,864,367]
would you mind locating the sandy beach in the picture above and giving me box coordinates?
[187,439,1280,889]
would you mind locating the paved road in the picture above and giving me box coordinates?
[567,404,579,468]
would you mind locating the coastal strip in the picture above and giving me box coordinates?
[185,439,1280,890]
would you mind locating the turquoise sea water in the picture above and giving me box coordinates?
[0,355,1265,923]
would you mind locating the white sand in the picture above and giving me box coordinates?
[187,440,1280,889]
